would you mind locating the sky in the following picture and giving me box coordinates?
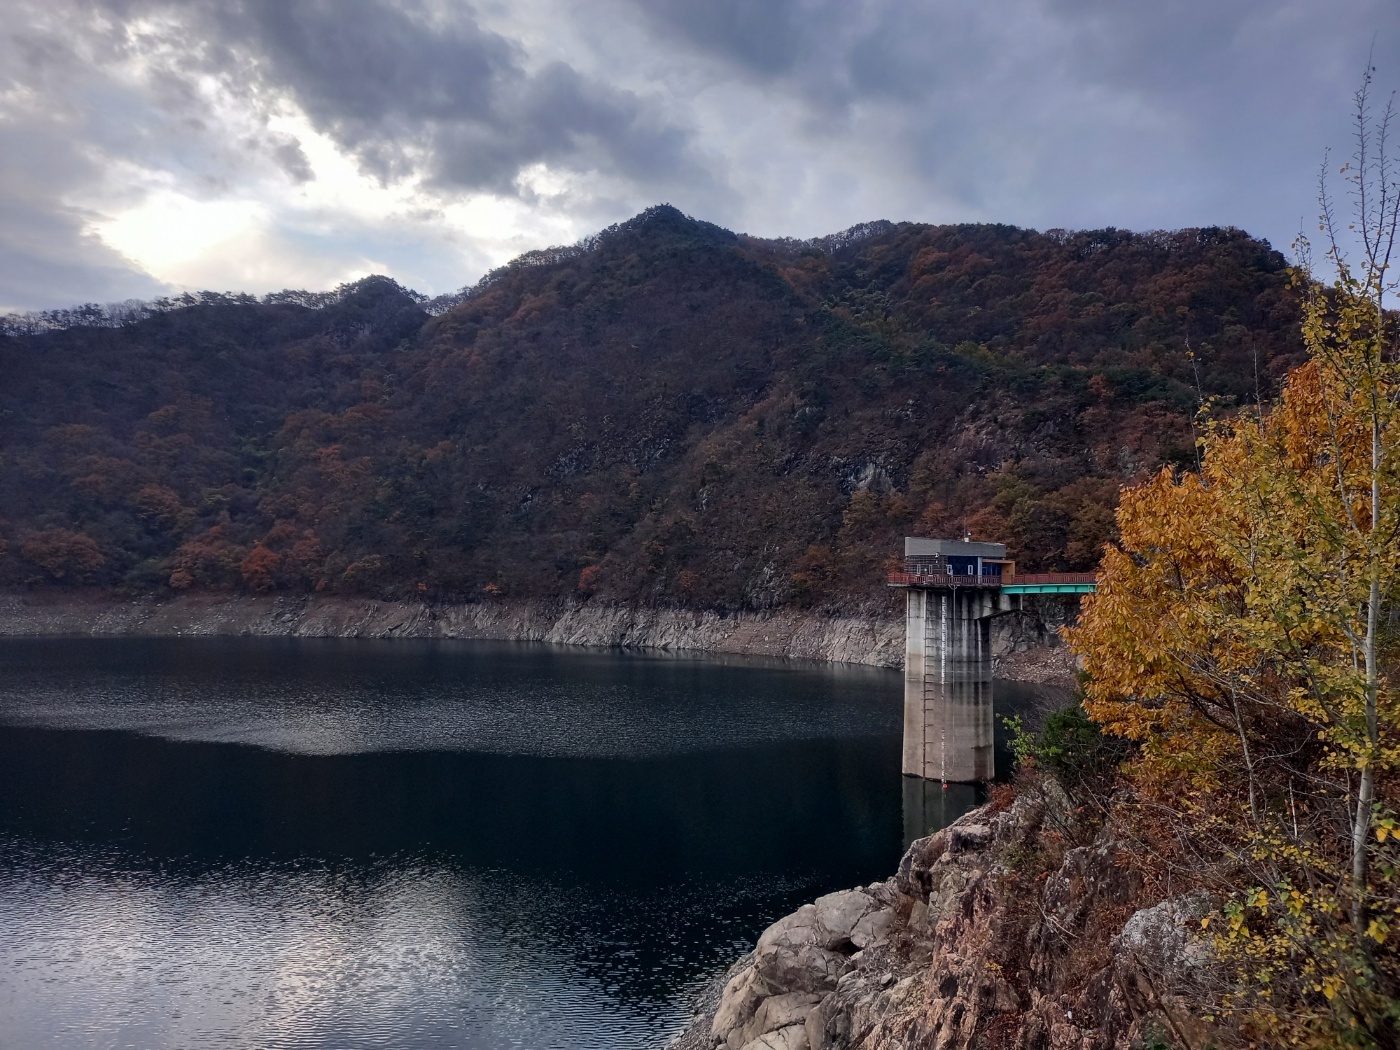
[1,0,1398,313]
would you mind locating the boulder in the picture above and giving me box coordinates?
[753,940,846,998]
[738,1025,809,1050]
[709,888,898,1047]
[1114,892,1213,978]
[850,906,893,949]
[812,889,877,949]
[712,966,767,1041]
[751,904,848,994]
[726,992,822,1049]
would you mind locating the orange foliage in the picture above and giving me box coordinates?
[288,531,325,575]
[68,458,146,503]
[1067,243,1400,1043]
[341,555,385,588]
[18,529,104,581]
[168,526,245,590]
[0,216,1305,603]
[240,545,283,592]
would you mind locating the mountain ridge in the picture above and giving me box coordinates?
[0,207,1305,611]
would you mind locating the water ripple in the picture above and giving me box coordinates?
[0,638,914,1049]
[0,638,901,757]
[0,839,808,1049]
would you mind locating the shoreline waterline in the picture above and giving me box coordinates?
[0,591,1078,684]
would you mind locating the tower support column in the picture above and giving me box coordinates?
[902,587,995,782]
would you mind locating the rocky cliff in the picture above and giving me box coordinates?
[673,783,1211,1050]
[0,592,1078,682]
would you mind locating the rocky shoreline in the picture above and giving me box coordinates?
[671,784,1209,1050]
[0,592,1077,682]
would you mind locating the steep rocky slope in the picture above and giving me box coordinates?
[673,783,1212,1050]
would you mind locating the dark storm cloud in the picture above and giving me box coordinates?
[621,0,1379,100]
[620,0,820,76]
[1,0,1398,311]
[77,0,701,194]
[620,0,1400,235]
[618,0,1389,128]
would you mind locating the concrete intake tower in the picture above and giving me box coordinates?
[889,537,1097,783]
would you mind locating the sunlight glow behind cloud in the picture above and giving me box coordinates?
[98,192,269,279]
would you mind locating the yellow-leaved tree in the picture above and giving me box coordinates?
[1068,74,1399,1047]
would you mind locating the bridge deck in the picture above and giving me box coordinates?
[887,570,1097,593]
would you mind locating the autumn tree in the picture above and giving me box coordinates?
[168,526,245,590]
[17,529,105,582]
[1068,74,1399,1046]
[128,484,185,531]
[240,545,283,592]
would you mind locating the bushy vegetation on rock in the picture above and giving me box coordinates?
[1066,84,1399,1047]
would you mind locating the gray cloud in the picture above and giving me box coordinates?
[79,0,704,194]
[0,0,1397,311]
[0,79,168,313]
[614,0,1400,242]
[621,0,820,76]
[0,195,166,315]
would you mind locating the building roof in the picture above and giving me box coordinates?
[904,536,1008,559]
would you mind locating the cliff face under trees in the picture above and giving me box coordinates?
[672,782,1210,1050]
[0,206,1305,611]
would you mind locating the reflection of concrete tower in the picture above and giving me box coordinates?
[893,537,1006,783]
[902,777,987,845]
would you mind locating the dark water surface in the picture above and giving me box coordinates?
[0,637,1049,1049]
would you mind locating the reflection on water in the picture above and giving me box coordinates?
[900,679,1066,844]
[903,779,988,844]
[0,638,908,1049]
[0,839,798,1050]
[0,638,903,758]
[0,638,1056,1049]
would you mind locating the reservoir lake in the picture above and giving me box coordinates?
[0,637,1049,1049]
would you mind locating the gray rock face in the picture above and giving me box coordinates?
[753,940,845,997]
[1114,892,1213,976]
[708,889,895,1049]
[742,908,843,1019]
[730,993,821,1049]
[712,967,767,1043]
[673,783,1217,1050]
[738,1025,809,1050]
[0,593,910,668]
[947,823,992,853]
[812,890,880,949]
[0,593,1081,684]
[849,907,892,950]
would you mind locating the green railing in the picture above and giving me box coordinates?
[888,570,1097,594]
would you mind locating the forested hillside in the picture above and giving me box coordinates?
[0,206,1305,610]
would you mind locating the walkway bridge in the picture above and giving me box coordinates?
[888,539,1096,784]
